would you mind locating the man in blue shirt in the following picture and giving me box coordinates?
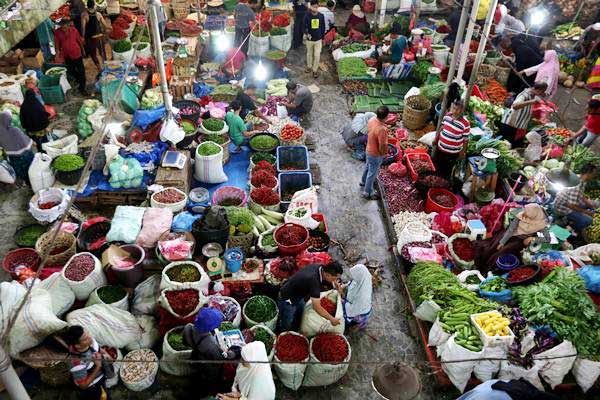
[304,1,325,78]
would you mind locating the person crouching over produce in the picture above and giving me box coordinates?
[183,307,241,398]
[62,325,114,400]
[361,106,389,200]
[281,81,313,121]
[432,100,470,179]
[337,264,372,331]
[567,98,600,148]
[217,342,276,400]
[378,26,407,66]
[457,378,560,400]
[553,164,598,237]
[226,100,259,154]
[277,262,343,331]
[341,112,375,161]
[473,203,548,272]
[497,82,547,147]
[235,84,270,124]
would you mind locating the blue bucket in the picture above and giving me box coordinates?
[496,254,519,271]
[224,248,245,273]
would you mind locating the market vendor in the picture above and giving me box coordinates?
[568,98,600,147]
[277,262,343,331]
[281,81,313,120]
[341,111,375,160]
[379,26,407,65]
[346,5,369,34]
[216,342,276,400]
[497,82,547,147]
[521,50,560,98]
[0,111,34,182]
[183,307,241,397]
[338,264,373,331]
[235,84,270,123]
[553,164,598,236]
[20,89,50,149]
[81,0,110,70]
[458,379,560,400]
[55,19,88,95]
[432,100,471,179]
[221,47,247,78]
[226,100,259,153]
[361,106,389,200]
[474,203,548,271]
[63,325,114,400]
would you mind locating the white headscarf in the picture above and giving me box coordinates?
[233,342,276,400]
[352,112,376,135]
[344,264,372,318]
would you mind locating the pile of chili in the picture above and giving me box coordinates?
[320,297,337,315]
[275,226,306,246]
[251,170,277,189]
[270,256,298,279]
[312,334,349,362]
[165,289,199,316]
[252,161,276,176]
[275,333,309,362]
[507,267,536,283]
[251,187,280,206]
[452,238,475,261]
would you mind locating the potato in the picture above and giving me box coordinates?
[575,81,585,88]
[558,71,568,83]
[564,79,573,88]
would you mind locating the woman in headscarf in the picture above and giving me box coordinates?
[338,264,373,331]
[19,89,50,149]
[474,203,548,272]
[0,111,34,182]
[341,112,375,160]
[522,50,560,98]
[217,342,276,400]
[346,5,369,34]
[505,35,543,93]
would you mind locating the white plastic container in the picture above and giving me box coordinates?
[470,310,515,348]
[151,187,188,213]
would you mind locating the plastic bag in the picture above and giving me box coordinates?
[131,275,161,315]
[0,281,26,330]
[289,187,319,213]
[457,270,485,292]
[160,117,185,145]
[171,211,202,232]
[28,188,70,223]
[276,105,288,118]
[576,265,600,293]
[473,345,505,381]
[158,238,193,261]
[428,317,451,347]
[41,134,78,159]
[285,205,319,230]
[440,334,484,393]
[126,315,160,351]
[418,131,437,147]
[106,206,146,244]
[132,106,166,129]
[36,272,75,317]
[136,208,173,248]
[413,299,441,322]
[108,156,144,189]
[295,250,332,269]
[432,212,463,237]
[533,340,577,389]
[479,277,512,303]
[572,356,600,393]
[498,361,544,391]
[160,326,194,376]
[28,153,55,193]
[299,290,345,337]
[0,160,15,184]
[194,143,228,184]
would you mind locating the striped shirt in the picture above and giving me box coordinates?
[554,184,585,216]
[68,339,103,388]
[438,114,471,154]
[501,89,535,130]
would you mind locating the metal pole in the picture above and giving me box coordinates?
[456,0,481,82]
[378,0,387,28]
[149,0,173,116]
[464,0,498,103]
[435,0,472,132]
[0,345,30,400]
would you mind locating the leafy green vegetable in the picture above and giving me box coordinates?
[251,153,276,165]
[97,285,127,304]
[15,225,46,247]
[270,27,287,36]
[113,39,132,53]
[201,133,228,145]
[181,120,196,135]
[203,118,225,132]
[562,144,600,173]
[168,330,191,351]
[265,50,286,60]
[341,43,371,53]
[197,142,221,156]
[53,154,85,172]
[245,295,277,322]
[249,135,278,150]
[419,82,446,102]
[412,60,433,84]
[224,206,255,228]
[467,136,523,177]
[337,57,368,78]
[480,277,508,292]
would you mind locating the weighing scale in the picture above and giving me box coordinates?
[161,151,187,169]
[206,256,224,279]
[476,148,499,173]
[465,219,487,240]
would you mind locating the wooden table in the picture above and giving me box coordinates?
[154,150,193,194]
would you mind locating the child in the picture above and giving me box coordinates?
[569,98,600,147]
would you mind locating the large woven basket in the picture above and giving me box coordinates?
[172,5,190,19]
[495,65,511,86]
[402,95,432,130]
[227,231,254,254]
[476,64,497,86]
[19,346,71,387]
[35,231,76,266]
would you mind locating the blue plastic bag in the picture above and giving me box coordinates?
[172,212,202,232]
[577,265,600,294]
[193,82,214,99]
[479,276,512,303]
[132,106,166,129]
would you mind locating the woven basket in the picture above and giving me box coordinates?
[402,95,431,130]
[476,64,497,86]
[496,65,511,86]
[20,346,71,387]
[172,5,190,19]
[227,231,254,253]
[35,231,76,266]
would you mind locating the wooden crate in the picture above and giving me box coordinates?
[170,76,194,100]
[155,150,192,194]
[96,189,148,206]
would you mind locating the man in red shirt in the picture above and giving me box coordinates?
[360,106,389,200]
[55,19,88,95]
[569,98,600,147]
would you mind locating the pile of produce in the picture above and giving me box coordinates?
[178,103,201,118]
[417,174,449,191]
[270,27,287,36]
[181,120,196,135]
[272,13,289,27]
[250,135,278,151]
[474,311,511,337]
[224,206,255,236]
[201,134,228,145]
[251,187,280,206]
[320,296,337,315]
[279,124,303,141]
[586,210,600,243]
[251,170,277,189]
[265,50,286,60]
[467,136,523,177]
[3,251,39,273]
[400,241,432,260]
[211,84,239,102]
[97,285,126,304]
[562,144,600,173]
[507,266,537,283]
[341,43,371,53]
[154,188,185,204]
[431,192,455,208]
[197,142,221,156]
[251,153,276,166]
[202,118,225,132]
[265,80,288,97]
[109,29,127,40]
[337,57,368,78]
[77,99,101,138]
[275,333,309,361]
[141,88,163,109]
[252,161,276,175]
[484,79,508,105]
[244,326,275,353]
[275,224,307,246]
[342,80,368,95]
[220,321,235,331]
[167,329,191,351]
[312,334,348,362]
[452,321,483,352]
[245,295,277,323]
[166,263,201,283]
[419,82,446,102]
[15,225,46,247]
[379,170,424,215]
[412,60,433,83]
[64,254,96,281]
[411,159,433,174]
[269,256,298,279]
[113,39,132,53]
[450,238,475,261]
[480,276,508,292]
[120,349,157,383]
[260,232,277,249]
[164,289,199,316]
[53,154,85,172]
[468,97,504,128]
[242,259,260,273]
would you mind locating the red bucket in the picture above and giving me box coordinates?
[274,223,309,256]
[2,248,41,279]
[425,188,458,213]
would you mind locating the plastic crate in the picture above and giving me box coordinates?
[406,152,435,182]
[38,74,65,104]
[276,146,309,172]
[470,310,515,348]
[101,80,139,114]
[278,171,312,212]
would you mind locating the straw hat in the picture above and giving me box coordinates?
[515,203,547,236]
[352,5,364,19]
[207,0,223,6]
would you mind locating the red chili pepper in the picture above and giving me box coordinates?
[251,187,280,206]
[252,161,276,176]
[275,226,306,247]
[251,170,277,189]
[275,333,309,362]
[165,289,200,316]
[312,334,348,362]
[320,298,336,315]
[452,238,475,262]
[507,267,536,283]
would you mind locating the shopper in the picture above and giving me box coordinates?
[458,378,560,400]
[522,50,560,98]
[339,264,373,331]
[217,342,276,400]
[106,0,120,23]
[20,89,50,149]
[70,0,87,34]
[432,100,470,179]
[318,0,336,33]
[292,0,308,49]
[36,18,56,60]
[0,112,34,182]
[568,98,600,147]
[360,106,389,200]
[553,164,598,236]
[341,111,375,160]
[63,325,113,400]
[81,0,110,70]
[304,1,325,78]
[346,5,369,34]
[234,0,255,55]
[226,100,258,153]
[282,81,313,120]
[235,84,270,123]
[497,82,547,147]
[505,34,543,93]
[277,262,343,331]
[55,19,88,95]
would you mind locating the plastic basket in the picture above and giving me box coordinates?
[274,223,309,256]
[101,80,139,114]
[212,186,248,207]
[38,74,65,104]
[470,310,516,348]
[382,144,399,166]
[278,171,313,212]
[425,188,458,213]
[276,146,309,172]
[406,153,435,182]
[2,248,41,278]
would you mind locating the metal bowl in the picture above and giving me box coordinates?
[202,242,223,258]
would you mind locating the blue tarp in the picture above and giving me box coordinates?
[192,142,251,198]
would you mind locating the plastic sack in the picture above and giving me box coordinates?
[160,261,210,294]
[295,250,332,269]
[108,156,144,189]
[0,160,15,184]
[208,295,241,327]
[0,281,26,331]
[428,317,451,347]
[473,345,505,382]
[36,272,75,317]
[106,206,146,244]
[413,299,441,322]
[332,46,375,61]
[132,106,166,129]
[160,326,194,376]
[418,131,437,147]
[273,332,309,390]
[408,247,441,263]
[577,265,600,293]
[61,252,106,301]
[439,334,484,393]
[194,143,228,183]
[158,288,205,335]
[7,288,68,356]
[119,349,159,392]
[86,286,129,310]
[479,277,512,303]
[276,104,288,118]
[533,340,577,389]
[572,356,600,393]
[103,347,122,388]
[131,275,161,315]
[498,361,544,391]
[289,187,319,213]
[303,334,351,387]
[66,304,142,348]
[171,211,202,232]
[397,221,432,253]
[28,188,70,223]
[432,211,463,237]
[457,270,485,292]
[566,243,600,267]
[285,205,319,230]
[126,315,160,351]
[299,290,345,337]
[136,208,173,248]
[270,31,292,51]
[160,117,185,145]
[41,134,78,159]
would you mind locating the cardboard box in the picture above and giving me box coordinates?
[20,49,44,69]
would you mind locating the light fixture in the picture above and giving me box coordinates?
[255,60,267,81]
[215,32,231,52]
[528,7,547,28]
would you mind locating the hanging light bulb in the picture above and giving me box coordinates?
[255,60,267,81]
[215,32,231,52]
